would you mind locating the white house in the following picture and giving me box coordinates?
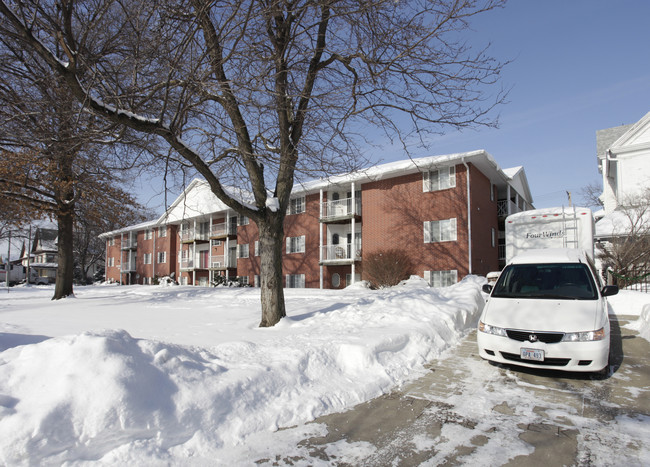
[597,111,650,214]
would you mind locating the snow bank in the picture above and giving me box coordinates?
[0,276,485,465]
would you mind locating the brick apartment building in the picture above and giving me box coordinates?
[100,150,533,288]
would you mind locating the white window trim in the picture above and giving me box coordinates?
[287,196,306,215]
[285,274,306,288]
[424,218,457,243]
[158,226,167,237]
[157,251,167,264]
[237,243,249,259]
[423,166,456,192]
[424,270,458,288]
[143,253,152,265]
[286,235,306,254]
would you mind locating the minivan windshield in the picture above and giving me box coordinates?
[491,263,598,300]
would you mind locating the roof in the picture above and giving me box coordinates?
[509,248,588,265]
[595,208,650,239]
[294,149,533,201]
[33,228,58,253]
[98,219,159,239]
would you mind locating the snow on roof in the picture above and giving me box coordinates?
[595,208,650,239]
[99,219,159,239]
[293,149,513,194]
[157,179,253,224]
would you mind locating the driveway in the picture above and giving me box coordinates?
[255,314,650,466]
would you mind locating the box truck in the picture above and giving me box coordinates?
[478,207,618,375]
[505,206,595,263]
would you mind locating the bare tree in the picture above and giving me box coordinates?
[1,0,508,325]
[597,189,650,289]
[579,180,604,210]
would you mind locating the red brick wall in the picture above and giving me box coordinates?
[105,236,121,283]
[361,164,470,279]
[468,164,499,276]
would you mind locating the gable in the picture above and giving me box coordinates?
[611,111,650,153]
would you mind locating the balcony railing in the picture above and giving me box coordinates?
[180,258,194,270]
[120,261,136,272]
[179,229,210,243]
[210,222,237,238]
[209,254,226,269]
[497,199,526,218]
[121,238,137,250]
[321,198,361,220]
[321,241,362,262]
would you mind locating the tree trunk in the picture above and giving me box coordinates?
[257,213,286,327]
[53,205,75,299]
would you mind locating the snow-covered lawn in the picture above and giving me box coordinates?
[0,277,649,465]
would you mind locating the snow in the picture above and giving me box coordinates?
[0,279,647,465]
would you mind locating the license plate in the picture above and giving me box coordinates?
[520,348,544,361]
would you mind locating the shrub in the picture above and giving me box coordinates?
[364,248,414,289]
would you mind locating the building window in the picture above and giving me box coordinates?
[107,257,115,267]
[424,218,457,243]
[285,274,305,288]
[239,276,250,285]
[144,230,153,240]
[424,270,458,288]
[287,196,305,215]
[238,215,249,226]
[211,239,222,247]
[286,235,305,254]
[254,275,260,287]
[157,252,167,264]
[332,273,341,288]
[108,237,115,246]
[423,166,456,192]
[254,241,260,256]
[158,226,167,238]
[143,253,152,265]
[180,276,188,286]
[237,243,249,259]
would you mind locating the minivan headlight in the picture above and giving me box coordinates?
[479,321,508,337]
[561,328,606,342]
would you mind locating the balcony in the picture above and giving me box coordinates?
[180,258,194,270]
[120,238,137,250]
[120,261,136,272]
[497,199,526,218]
[320,198,361,223]
[210,222,237,239]
[179,229,210,243]
[320,242,362,265]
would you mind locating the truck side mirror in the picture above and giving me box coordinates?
[482,284,493,294]
[601,285,619,297]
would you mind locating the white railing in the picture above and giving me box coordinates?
[321,198,361,219]
[180,229,210,243]
[210,255,225,268]
[211,222,237,237]
[121,237,137,249]
[321,242,362,262]
[180,258,194,270]
[120,261,136,272]
[497,199,525,217]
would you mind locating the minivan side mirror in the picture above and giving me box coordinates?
[482,284,493,294]
[601,285,619,297]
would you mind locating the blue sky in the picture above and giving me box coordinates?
[405,0,650,208]
[136,1,650,211]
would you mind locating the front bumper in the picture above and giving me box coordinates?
[477,330,610,372]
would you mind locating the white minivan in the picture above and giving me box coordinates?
[477,248,618,375]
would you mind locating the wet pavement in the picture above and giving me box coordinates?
[256,314,650,466]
